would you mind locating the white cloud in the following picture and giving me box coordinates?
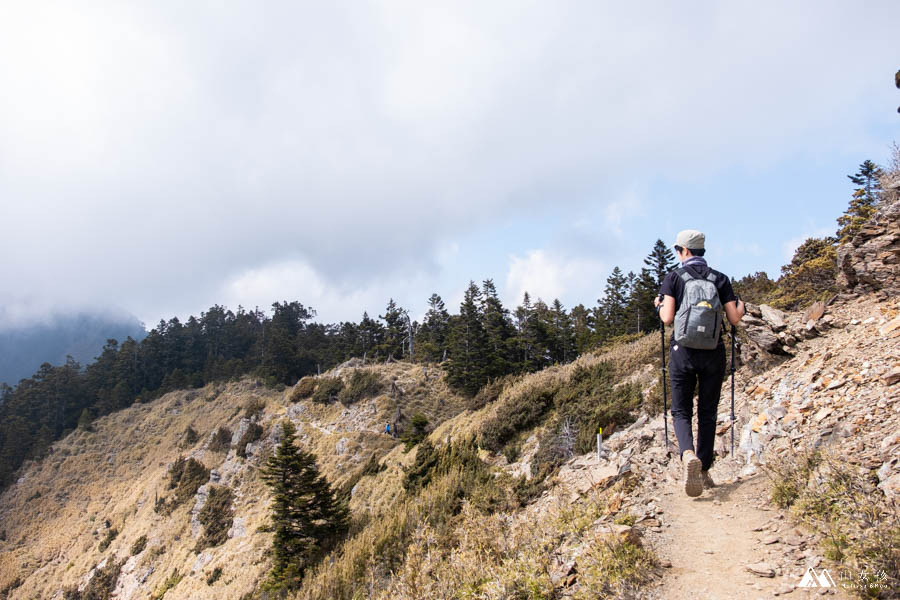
[782,227,835,261]
[0,1,896,326]
[504,249,607,308]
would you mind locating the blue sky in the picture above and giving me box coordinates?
[0,1,897,328]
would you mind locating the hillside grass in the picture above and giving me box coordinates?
[766,447,900,598]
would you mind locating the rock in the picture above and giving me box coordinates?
[805,301,826,323]
[760,305,787,331]
[878,472,900,501]
[881,317,900,336]
[745,302,763,318]
[881,430,900,453]
[745,562,776,577]
[746,323,782,353]
[883,368,900,386]
[836,196,900,294]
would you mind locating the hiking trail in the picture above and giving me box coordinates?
[643,456,850,599]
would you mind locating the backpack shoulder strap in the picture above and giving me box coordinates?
[676,267,694,283]
[705,272,717,283]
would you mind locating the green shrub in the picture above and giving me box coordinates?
[130,534,147,556]
[150,569,182,600]
[469,375,515,410]
[181,426,199,448]
[400,412,430,449]
[291,377,317,401]
[479,381,558,453]
[208,426,232,452]
[244,398,265,420]
[195,486,234,551]
[312,377,344,404]
[338,369,384,404]
[154,456,210,516]
[765,447,900,597]
[769,238,837,311]
[206,566,223,585]
[63,559,123,600]
[403,436,486,496]
[236,422,264,458]
[98,527,118,552]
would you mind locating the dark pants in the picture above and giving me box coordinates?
[669,342,726,470]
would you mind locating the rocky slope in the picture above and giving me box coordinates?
[0,363,468,599]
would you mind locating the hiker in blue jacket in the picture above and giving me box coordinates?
[654,230,745,496]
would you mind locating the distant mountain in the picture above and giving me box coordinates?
[0,312,146,386]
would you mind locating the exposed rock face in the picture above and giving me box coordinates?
[836,196,900,294]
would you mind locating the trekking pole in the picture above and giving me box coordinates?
[730,321,737,458]
[657,295,669,451]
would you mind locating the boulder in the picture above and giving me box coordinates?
[836,196,900,293]
[760,305,787,331]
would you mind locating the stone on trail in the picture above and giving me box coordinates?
[745,562,776,577]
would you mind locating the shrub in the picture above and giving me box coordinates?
[770,238,837,310]
[291,377,317,401]
[208,426,232,452]
[236,422,264,458]
[469,374,516,411]
[765,447,900,597]
[338,369,384,405]
[479,381,558,453]
[311,377,344,404]
[180,426,199,448]
[155,457,210,516]
[98,527,118,552]
[149,569,182,600]
[403,436,486,496]
[206,566,223,585]
[400,412,430,449]
[574,536,657,599]
[63,559,123,600]
[195,486,234,551]
[130,534,147,556]
[244,398,266,420]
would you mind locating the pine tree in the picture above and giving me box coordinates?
[644,239,677,287]
[261,421,349,588]
[569,303,596,354]
[417,293,450,362]
[378,299,407,360]
[549,299,575,363]
[598,267,628,339]
[446,282,490,395]
[631,268,659,333]
[480,279,515,379]
[838,160,884,242]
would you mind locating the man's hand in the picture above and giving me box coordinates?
[653,295,662,308]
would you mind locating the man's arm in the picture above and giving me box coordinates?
[653,295,676,325]
[723,299,745,325]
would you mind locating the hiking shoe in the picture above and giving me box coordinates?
[701,469,716,489]
[682,450,703,497]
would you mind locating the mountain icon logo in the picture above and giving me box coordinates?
[798,567,836,588]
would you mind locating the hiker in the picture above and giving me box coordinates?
[654,229,745,497]
[385,423,391,436]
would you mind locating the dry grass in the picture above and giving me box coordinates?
[765,446,900,598]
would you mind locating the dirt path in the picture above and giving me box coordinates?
[642,459,851,600]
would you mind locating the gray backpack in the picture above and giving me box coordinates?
[673,268,722,349]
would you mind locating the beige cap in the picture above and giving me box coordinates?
[674,229,705,250]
